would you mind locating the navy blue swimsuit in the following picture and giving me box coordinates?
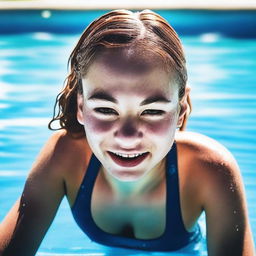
[71,142,201,251]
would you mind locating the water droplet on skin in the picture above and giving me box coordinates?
[229,183,235,192]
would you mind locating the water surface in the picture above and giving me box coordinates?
[0,28,255,256]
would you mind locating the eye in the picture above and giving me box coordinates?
[142,109,165,116]
[94,107,118,115]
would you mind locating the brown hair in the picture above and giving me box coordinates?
[48,9,192,135]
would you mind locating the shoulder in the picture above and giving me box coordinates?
[175,134,255,255]
[175,131,238,171]
[31,130,91,179]
[175,131,243,205]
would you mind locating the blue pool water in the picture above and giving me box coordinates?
[0,10,256,255]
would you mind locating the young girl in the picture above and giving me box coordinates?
[0,9,254,256]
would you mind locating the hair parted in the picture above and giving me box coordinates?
[48,9,191,136]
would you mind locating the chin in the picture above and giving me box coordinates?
[112,170,144,182]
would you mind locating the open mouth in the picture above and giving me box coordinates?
[107,151,149,167]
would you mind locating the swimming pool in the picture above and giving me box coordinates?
[0,9,255,256]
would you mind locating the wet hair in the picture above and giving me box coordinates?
[48,9,192,136]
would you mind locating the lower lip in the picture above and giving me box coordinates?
[108,152,149,167]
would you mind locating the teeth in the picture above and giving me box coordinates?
[113,152,144,158]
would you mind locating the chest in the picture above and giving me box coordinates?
[91,187,167,239]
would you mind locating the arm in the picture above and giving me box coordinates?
[201,143,255,256]
[0,131,67,256]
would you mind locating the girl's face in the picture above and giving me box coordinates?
[77,49,186,182]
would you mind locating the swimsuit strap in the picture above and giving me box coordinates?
[71,151,101,223]
[165,142,201,244]
[166,141,188,235]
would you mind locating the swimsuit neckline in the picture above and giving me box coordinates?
[83,145,176,242]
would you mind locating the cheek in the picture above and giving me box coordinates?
[144,115,177,136]
[84,112,115,133]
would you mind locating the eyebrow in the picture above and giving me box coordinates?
[87,90,171,106]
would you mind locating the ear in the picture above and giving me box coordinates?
[77,93,85,125]
[177,86,191,128]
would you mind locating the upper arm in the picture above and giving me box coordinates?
[198,139,255,256]
[0,131,68,256]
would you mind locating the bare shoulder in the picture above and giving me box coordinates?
[24,129,91,208]
[175,130,239,173]
[38,130,93,206]
[175,131,243,204]
[32,130,90,178]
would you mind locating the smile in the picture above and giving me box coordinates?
[107,151,149,167]
[112,152,145,158]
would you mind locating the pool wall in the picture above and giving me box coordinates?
[0,10,256,38]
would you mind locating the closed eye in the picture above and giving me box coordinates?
[94,107,118,115]
[142,110,165,116]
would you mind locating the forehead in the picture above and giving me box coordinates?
[91,47,165,74]
[82,48,178,97]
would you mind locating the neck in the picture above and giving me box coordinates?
[100,158,167,200]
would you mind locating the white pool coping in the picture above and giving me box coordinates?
[0,0,256,10]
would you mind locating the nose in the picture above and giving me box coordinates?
[113,116,143,149]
